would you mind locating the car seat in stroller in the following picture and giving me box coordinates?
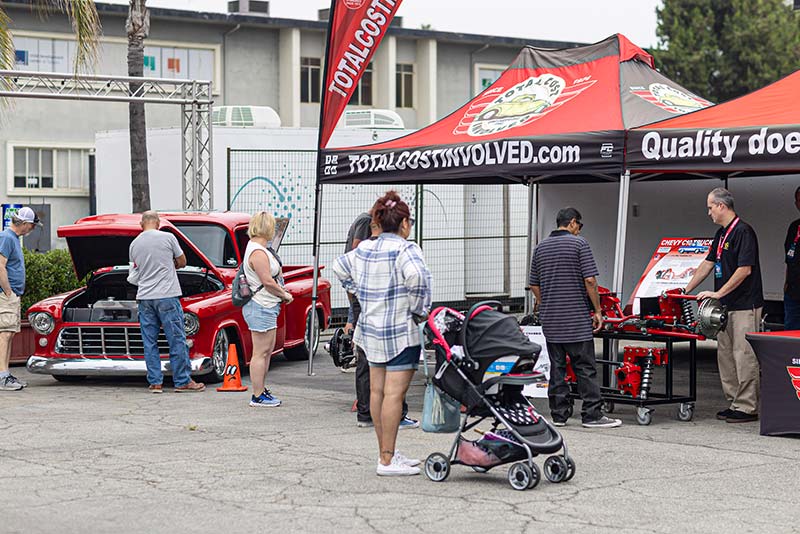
[423,301,575,490]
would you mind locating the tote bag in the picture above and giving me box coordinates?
[420,324,461,433]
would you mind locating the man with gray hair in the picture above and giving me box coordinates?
[129,211,205,393]
[685,188,763,423]
[0,207,41,391]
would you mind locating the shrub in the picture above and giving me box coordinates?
[22,248,85,315]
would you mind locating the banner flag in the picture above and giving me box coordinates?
[319,0,403,149]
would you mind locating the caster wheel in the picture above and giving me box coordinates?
[636,407,653,426]
[565,402,574,420]
[564,456,576,481]
[677,402,694,422]
[604,400,615,414]
[471,466,488,473]
[508,462,537,491]
[543,455,568,483]
[424,453,450,482]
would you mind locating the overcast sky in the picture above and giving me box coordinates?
[99,0,663,48]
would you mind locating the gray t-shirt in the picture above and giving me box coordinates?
[129,230,184,300]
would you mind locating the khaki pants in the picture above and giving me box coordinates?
[716,307,762,414]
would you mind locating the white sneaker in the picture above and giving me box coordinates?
[393,450,421,467]
[582,416,622,428]
[376,458,420,476]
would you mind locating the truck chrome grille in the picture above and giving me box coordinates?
[56,326,171,356]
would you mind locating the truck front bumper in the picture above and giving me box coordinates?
[26,356,213,376]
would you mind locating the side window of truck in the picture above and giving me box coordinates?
[235,228,250,265]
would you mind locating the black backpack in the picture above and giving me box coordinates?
[232,246,282,307]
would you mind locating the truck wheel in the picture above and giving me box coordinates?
[284,309,321,361]
[205,329,230,383]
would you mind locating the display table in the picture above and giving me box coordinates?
[746,331,800,436]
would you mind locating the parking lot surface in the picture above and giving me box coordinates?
[1,340,798,534]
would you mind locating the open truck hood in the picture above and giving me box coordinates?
[57,214,223,280]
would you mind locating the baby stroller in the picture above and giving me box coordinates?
[422,301,575,490]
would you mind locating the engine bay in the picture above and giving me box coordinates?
[61,269,224,322]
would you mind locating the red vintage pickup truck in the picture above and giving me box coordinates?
[25,212,330,383]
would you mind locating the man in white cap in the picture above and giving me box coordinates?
[0,207,41,391]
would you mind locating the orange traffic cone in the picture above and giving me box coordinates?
[216,344,249,392]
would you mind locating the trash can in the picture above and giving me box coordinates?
[746,331,800,436]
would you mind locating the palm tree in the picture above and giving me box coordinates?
[126,0,149,212]
[0,1,100,81]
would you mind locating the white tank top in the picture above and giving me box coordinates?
[243,241,281,308]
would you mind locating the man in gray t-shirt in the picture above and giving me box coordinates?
[129,211,205,393]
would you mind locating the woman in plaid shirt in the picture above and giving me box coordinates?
[333,191,432,477]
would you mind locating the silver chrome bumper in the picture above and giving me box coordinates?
[26,356,213,376]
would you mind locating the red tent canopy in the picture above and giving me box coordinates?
[319,34,711,185]
[628,70,800,177]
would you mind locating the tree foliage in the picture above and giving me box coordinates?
[654,0,800,103]
[22,248,85,315]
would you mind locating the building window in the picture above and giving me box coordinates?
[300,57,321,103]
[396,63,414,108]
[10,146,90,196]
[348,62,373,106]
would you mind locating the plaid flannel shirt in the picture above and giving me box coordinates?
[332,233,432,363]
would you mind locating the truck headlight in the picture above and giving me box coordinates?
[184,312,200,336]
[29,312,55,335]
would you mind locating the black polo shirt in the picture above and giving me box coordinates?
[704,218,764,311]
[529,230,599,343]
[786,218,800,300]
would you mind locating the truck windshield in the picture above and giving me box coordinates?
[173,224,237,268]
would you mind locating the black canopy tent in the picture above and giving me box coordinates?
[307,34,712,373]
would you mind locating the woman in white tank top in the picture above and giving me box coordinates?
[241,212,293,407]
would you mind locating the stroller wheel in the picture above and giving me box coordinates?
[543,455,568,483]
[563,456,576,481]
[424,453,450,482]
[508,462,538,491]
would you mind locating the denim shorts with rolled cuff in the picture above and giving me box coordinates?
[368,345,421,371]
[242,300,280,332]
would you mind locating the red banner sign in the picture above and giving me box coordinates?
[319,0,403,149]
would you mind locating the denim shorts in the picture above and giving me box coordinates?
[369,345,421,371]
[243,300,280,332]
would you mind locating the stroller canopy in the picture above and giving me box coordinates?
[465,309,540,359]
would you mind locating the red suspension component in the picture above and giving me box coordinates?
[614,346,669,399]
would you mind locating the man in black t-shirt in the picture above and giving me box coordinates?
[685,188,763,424]
[784,186,800,331]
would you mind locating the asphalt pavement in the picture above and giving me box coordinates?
[1,339,798,534]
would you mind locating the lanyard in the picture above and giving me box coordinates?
[716,217,739,261]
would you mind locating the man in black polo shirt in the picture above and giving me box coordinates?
[685,187,763,423]
[528,207,621,429]
[784,186,800,330]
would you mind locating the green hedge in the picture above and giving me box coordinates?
[22,249,85,316]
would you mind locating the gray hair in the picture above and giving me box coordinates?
[140,210,160,225]
[709,187,735,210]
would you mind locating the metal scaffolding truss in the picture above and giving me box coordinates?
[0,70,214,210]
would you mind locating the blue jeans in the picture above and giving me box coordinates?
[138,297,191,387]
[785,294,800,331]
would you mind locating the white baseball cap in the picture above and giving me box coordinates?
[14,207,42,227]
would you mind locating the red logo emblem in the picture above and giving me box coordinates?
[343,0,366,8]
[788,366,800,400]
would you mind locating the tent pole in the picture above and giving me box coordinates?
[308,182,324,376]
[612,170,630,296]
[525,182,539,315]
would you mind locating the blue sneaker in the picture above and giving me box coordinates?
[398,416,419,430]
[249,389,281,407]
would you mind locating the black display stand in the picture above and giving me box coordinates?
[566,331,697,425]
